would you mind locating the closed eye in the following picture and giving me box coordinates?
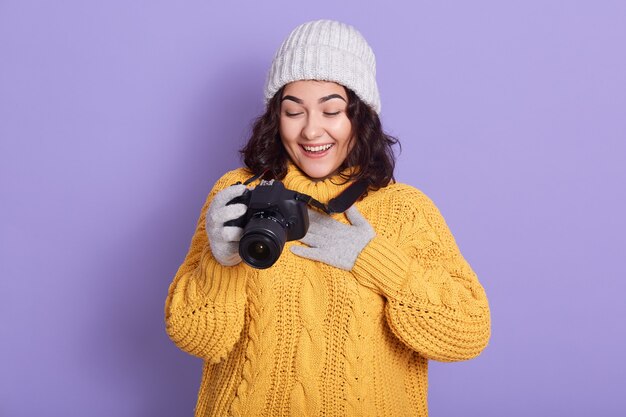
[324,111,341,116]
[285,111,303,117]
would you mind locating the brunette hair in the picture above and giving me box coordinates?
[240,85,400,191]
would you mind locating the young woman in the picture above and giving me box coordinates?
[165,19,490,417]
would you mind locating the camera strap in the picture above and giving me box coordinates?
[239,171,368,215]
[295,180,368,214]
[241,171,267,186]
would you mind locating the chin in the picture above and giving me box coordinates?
[299,163,335,180]
[304,170,332,180]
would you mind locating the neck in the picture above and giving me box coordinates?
[281,163,354,203]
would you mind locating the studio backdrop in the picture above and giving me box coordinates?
[1,1,625,416]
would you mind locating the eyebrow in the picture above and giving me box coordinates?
[281,94,347,104]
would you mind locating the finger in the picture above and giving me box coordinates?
[306,208,327,224]
[309,208,344,227]
[222,226,243,242]
[290,245,324,262]
[213,203,247,223]
[345,206,367,227]
[299,231,327,247]
[308,209,347,231]
[305,218,332,235]
[213,184,248,206]
[305,210,327,234]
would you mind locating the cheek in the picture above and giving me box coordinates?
[279,120,299,144]
[346,136,356,153]
[334,119,353,146]
[279,127,299,159]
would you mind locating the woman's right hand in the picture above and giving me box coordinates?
[206,184,249,266]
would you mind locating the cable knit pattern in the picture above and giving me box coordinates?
[165,164,490,417]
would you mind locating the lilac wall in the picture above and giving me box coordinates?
[1,1,625,416]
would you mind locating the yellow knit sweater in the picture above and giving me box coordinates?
[165,164,491,417]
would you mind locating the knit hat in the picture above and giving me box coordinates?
[264,19,381,114]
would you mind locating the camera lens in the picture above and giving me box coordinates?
[239,215,287,269]
[249,241,270,261]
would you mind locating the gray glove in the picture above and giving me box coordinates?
[290,206,375,271]
[206,184,248,266]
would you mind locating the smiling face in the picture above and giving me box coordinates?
[279,80,354,180]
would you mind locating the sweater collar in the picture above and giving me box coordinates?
[281,163,354,204]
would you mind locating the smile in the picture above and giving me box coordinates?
[301,144,334,153]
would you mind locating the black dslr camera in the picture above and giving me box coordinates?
[225,180,309,269]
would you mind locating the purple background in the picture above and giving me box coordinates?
[1,1,625,416]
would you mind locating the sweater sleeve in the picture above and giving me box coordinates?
[164,169,253,363]
[352,187,491,362]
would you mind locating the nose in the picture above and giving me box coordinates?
[301,113,324,141]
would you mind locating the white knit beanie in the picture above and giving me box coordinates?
[264,19,381,114]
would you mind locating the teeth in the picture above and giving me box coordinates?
[303,144,333,152]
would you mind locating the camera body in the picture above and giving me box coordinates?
[225,180,309,269]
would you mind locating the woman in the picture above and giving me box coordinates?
[165,19,490,417]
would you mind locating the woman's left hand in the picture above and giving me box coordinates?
[290,206,375,270]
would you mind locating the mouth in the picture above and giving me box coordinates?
[300,143,334,154]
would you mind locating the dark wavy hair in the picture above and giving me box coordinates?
[240,85,400,192]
